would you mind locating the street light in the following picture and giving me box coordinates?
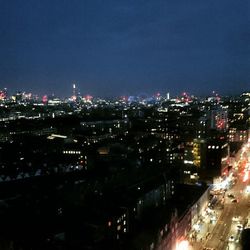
[176,240,189,250]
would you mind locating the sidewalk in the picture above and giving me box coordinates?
[188,208,223,250]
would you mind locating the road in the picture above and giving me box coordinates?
[202,150,250,250]
[203,184,248,249]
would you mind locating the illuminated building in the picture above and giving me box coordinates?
[207,141,230,176]
[193,138,230,179]
[42,95,48,103]
[210,109,228,131]
[0,91,5,100]
[158,184,210,250]
[13,91,22,102]
[193,139,206,168]
[0,88,7,100]
[229,128,248,142]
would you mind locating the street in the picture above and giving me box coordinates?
[190,141,250,250]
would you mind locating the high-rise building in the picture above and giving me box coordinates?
[0,88,7,100]
[210,109,228,131]
[72,81,77,101]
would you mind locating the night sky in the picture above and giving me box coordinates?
[0,0,249,97]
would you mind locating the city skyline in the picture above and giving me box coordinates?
[1,84,248,100]
[0,0,249,97]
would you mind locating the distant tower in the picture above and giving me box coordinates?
[166,92,170,100]
[72,81,77,101]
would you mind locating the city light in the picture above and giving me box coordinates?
[176,240,189,250]
[213,177,229,189]
[193,223,200,231]
[42,95,48,103]
[0,0,249,248]
[243,171,249,182]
